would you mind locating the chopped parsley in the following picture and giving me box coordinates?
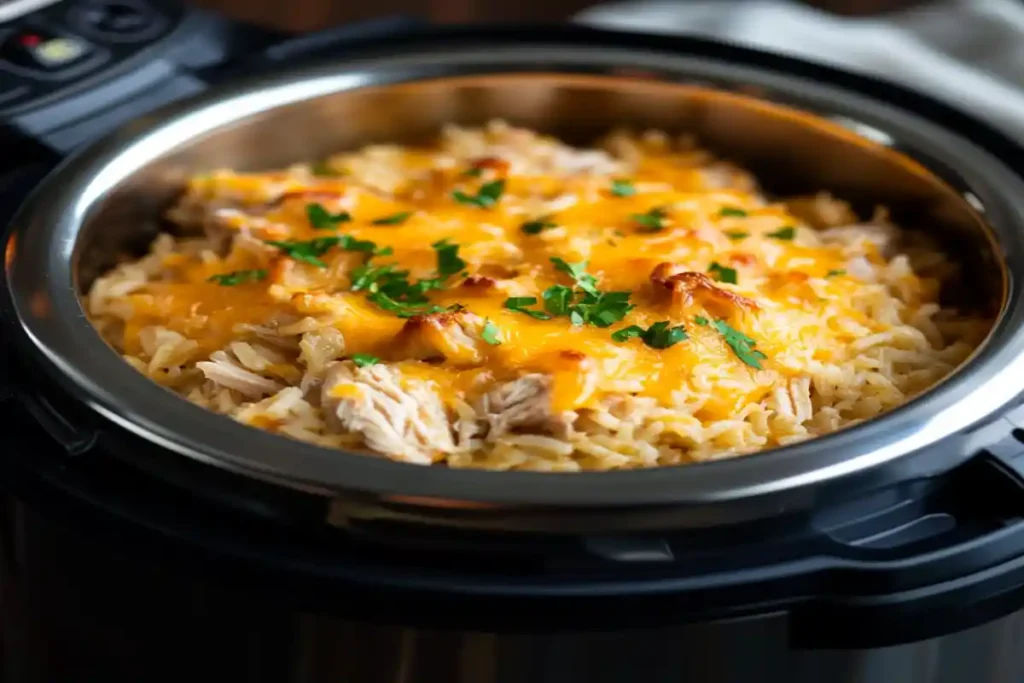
[708,261,738,284]
[711,319,767,369]
[306,203,352,230]
[372,211,413,226]
[432,239,466,277]
[521,216,557,235]
[610,178,636,197]
[265,237,341,267]
[267,235,390,267]
[452,179,505,208]
[719,207,748,218]
[550,257,599,296]
[826,269,847,278]
[725,231,749,240]
[207,269,267,286]
[631,206,669,232]
[542,284,574,316]
[765,226,796,240]
[611,321,687,349]
[694,315,709,326]
[481,320,502,345]
[350,353,379,368]
[574,290,633,328]
[504,297,552,320]
[462,167,484,178]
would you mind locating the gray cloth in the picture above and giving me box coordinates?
[577,0,1024,139]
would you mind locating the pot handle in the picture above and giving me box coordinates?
[790,439,1024,649]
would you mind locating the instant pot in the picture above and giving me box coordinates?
[3,4,1024,682]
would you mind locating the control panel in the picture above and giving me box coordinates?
[0,0,193,117]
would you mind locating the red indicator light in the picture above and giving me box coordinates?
[19,34,41,48]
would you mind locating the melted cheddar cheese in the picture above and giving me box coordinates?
[87,122,987,469]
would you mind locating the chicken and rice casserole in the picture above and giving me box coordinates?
[86,121,989,471]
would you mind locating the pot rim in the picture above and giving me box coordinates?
[5,26,1024,516]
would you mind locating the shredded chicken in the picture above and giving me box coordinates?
[321,361,455,464]
[197,349,284,399]
[479,374,576,440]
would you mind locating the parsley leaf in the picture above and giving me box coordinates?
[306,202,351,230]
[521,216,557,235]
[543,285,574,316]
[708,261,738,284]
[611,326,644,342]
[766,226,796,240]
[641,321,688,349]
[504,297,552,320]
[207,269,267,286]
[265,237,343,267]
[719,207,748,218]
[462,167,484,178]
[826,269,846,278]
[572,290,633,328]
[694,315,709,326]
[611,321,687,349]
[351,353,379,368]
[481,320,502,345]
[372,211,413,226]
[349,263,409,292]
[432,239,466,277]
[631,206,669,232]
[452,179,505,208]
[725,231,749,240]
[610,178,636,197]
[368,290,450,318]
[711,319,767,369]
[550,257,599,296]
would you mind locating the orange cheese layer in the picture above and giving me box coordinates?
[118,140,935,416]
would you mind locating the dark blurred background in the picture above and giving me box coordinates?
[191,0,926,32]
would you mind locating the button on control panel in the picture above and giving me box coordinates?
[0,25,106,79]
[2,28,94,71]
[0,0,183,116]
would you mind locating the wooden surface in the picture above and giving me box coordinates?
[191,0,929,32]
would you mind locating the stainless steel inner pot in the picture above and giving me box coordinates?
[6,38,1024,531]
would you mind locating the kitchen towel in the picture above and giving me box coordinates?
[577,0,1024,139]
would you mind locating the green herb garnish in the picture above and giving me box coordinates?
[826,269,846,278]
[719,207,748,218]
[610,178,636,197]
[265,237,344,267]
[372,211,413,226]
[550,257,599,296]
[711,319,767,369]
[725,231,749,240]
[504,297,552,320]
[351,353,379,368]
[542,284,574,316]
[306,203,352,230]
[207,269,267,286]
[432,239,466,277]
[611,321,687,349]
[694,315,709,326]
[462,167,484,178]
[521,216,557,235]
[765,226,796,240]
[452,179,506,208]
[481,320,502,345]
[631,206,669,232]
[708,261,738,284]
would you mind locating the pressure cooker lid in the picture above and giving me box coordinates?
[5,26,1024,530]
